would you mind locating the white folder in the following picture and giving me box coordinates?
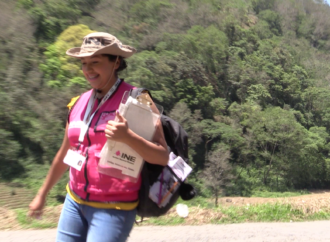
[98,92,161,182]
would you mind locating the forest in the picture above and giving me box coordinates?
[1,0,330,202]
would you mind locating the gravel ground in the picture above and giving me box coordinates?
[1,221,330,242]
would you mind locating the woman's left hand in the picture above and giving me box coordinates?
[105,111,131,143]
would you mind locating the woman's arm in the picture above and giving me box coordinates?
[105,97,169,166]
[28,123,71,218]
[119,112,168,165]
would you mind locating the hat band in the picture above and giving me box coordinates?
[79,46,102,54]
[78,37,119,54]
[84,37,107,46]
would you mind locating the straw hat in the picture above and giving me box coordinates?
[66,32,136,58]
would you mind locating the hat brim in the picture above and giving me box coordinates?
[66,43,136,58]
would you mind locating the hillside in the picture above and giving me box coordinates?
[1,0,330,200]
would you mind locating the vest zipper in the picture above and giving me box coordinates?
[84,127,91,201]
[83,100,101,201]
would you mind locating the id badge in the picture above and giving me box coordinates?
[63,149,86,171]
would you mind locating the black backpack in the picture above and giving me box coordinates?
[129,88,195,220]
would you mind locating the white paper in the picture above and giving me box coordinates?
[98,95,160,180]
[120,97,159,140]
[167,152,192,181]
[149,166,180,207]
[99,140,144,179]
[148,153,192,207]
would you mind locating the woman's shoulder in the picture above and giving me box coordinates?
[67,96,80,110]
[120,80,135,89]
[67,89,93,110]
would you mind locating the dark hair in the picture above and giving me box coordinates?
[103,54,127,74]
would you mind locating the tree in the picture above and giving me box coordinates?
[202,147,233,206]
[4,0,330,195]
[168,102,203,166]
[40,24,94,88]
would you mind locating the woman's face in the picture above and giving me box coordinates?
[81,55,118,90]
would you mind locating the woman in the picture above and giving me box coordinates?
[28,32,168,242]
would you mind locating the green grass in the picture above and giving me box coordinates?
[9,195,330,229]
[141,202,330,226]
[143,216,186,225]
[175,196,214,208]
[7,164,69,206]
[219,203,330,223]
[15,208,57,229]
[217,203,302,223]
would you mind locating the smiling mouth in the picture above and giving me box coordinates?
[87,74,99,81]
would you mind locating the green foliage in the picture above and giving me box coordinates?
[40,24,94,88]
[186,25,229,74]
[253,19,274,39]
[246,84,271,106]
[17,0,33,9]
[184,175,213,198]
[251,0,275,14]
[22,164,68,205]
[129,0,172,26]
[258,10,282,36]
[164,25,229,75]
[202,146,233,206]
[296,16,315,39]
[176,80,215,111]
[20,0,99,42]
[0,129,23,179]
[3,0,330,200]
[210,98,228,116]
[228,104,330,191]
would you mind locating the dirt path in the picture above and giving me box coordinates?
[1,221,330,242]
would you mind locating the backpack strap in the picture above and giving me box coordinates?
[131,87,196,220]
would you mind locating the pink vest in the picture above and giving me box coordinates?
[67,81,141,202]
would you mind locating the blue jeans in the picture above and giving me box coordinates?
[56,194,136,242]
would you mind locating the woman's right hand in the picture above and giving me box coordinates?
[27,123,70,220]
[28,194,46,219]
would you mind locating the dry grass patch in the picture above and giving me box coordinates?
[3,191,330,229]
[184,206,225,225]
[151,206,226,225]
[285,195,330,214]
[39,204,64,225]
[0,207,22,230]
[0,204,63,230]
[217,191,330,215]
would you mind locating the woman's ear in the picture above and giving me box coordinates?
[115,57,121,70]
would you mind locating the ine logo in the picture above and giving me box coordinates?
[122,153,136,162]
[115,150,136,162]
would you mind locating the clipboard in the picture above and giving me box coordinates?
[98,91,163,183]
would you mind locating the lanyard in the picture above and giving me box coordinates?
[78,78,122,143]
